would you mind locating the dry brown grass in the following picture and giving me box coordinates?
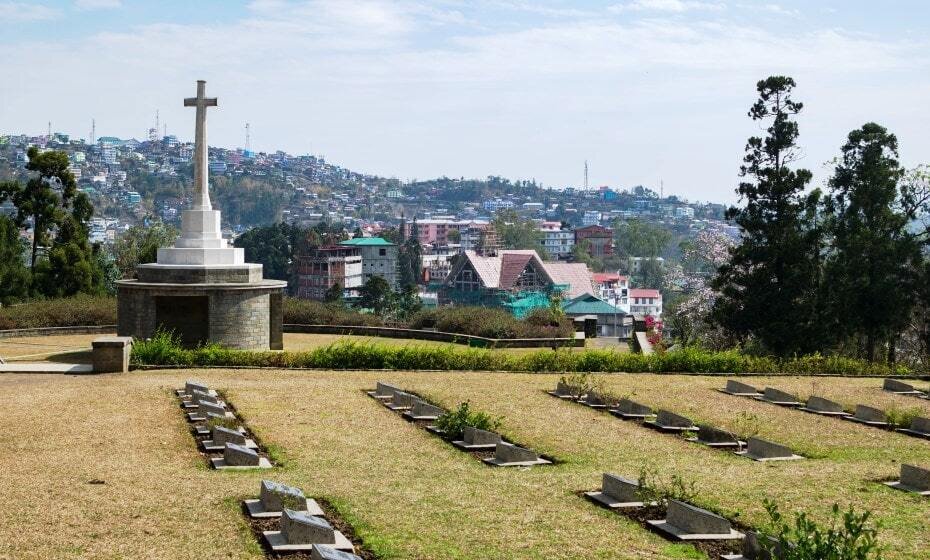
[0,334,98,363]
[1,370,928,559]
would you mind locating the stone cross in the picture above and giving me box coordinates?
[184,80,218,211]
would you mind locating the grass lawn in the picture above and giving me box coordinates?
[1,370,929,559]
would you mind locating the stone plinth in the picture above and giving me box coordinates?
[92,336,133,373]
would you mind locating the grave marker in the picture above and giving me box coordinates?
[202,425,255,451]
[884,464,930,496]
[757,387,801,406]
[799,396,849,416]
[882,378,924,396]
[897,416,930,439]
[368,381,400,400]
[581,391,611,409]
[689,424,741,448]
[721,530,784,560]
[484,442,551,467]
[611,398,654,419]
[645,409,698,432]
[386,391,417,411]
[720,380,762,397]
[735,437,802,462]
[211,442,272,469]
[263,509,355,553]
[845,404,888,427]
[194,411,226,435]
[179,380,214,398]
[549,381,579,399]
[453,426,501,450]
[188,400,231,422]
[647,499,743,540]
[584,473,649,508]
[404,400,445,421]
[189,389,220,406]
[245,479,324,518]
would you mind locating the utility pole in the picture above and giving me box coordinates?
[47,121,52,140]
[245,122,251,152]
[584,160,589,190]
[91,118,96,144]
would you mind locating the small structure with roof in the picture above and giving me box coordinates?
[340,237,399,289]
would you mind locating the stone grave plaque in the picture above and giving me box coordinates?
[800,396,849,416]
[264,509,354,552]
[721,379,761,396]
[647,499,743,540]
[453,426,501,450]
[585,473,647,508]
[582,391,610,409]
[721,530,783,560]
[245,479,324,518]
[484,442,551,467]
[646,409,697,431]
[846,404,888,427]
[369,381,400,400]
[897,416,930,438]
[758,387,801,406]
[203,425,254,451]
[736,437,801,461]
[211,442,271,469]
[386,391,417,411]
[884,464,930,496]
[404,400,445,420]
[611,398,653,419]
[882,378,923,395]
[550,381,578,399]
[691,424,741,448]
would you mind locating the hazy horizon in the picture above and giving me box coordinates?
[2,0,928,203]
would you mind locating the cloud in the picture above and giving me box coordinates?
[75,0,122,9]
[610,0,726,13]
[0,1,60,21]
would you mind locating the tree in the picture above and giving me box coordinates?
[113,223,179,278]
[823,123,923,363]
[233,222,305,282]
[712,76,825,356]
[0,215,29,304]
[324,281,343,303]
[446,228,461,243]
[358,276,394,316]
[493,209,546,257]
[398,220,422,289]
[0,147,76,278]
[613,219,672,259]
[33,192,105,298]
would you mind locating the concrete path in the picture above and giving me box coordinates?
[0,362,94,374]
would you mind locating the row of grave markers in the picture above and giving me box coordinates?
[177,380,272,469]
[369,381,553,467]
[549,382,803,461]
[179,380,368,559]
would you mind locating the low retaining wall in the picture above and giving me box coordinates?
[0,325,117,340]
[632,332,654,355]
[283,324,583,349]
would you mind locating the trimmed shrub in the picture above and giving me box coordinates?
[434,401,502,440]
[283,298,383,327]
[0,295,116,330]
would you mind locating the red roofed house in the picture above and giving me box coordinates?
[628,288,662,317]
[591,272,629,310]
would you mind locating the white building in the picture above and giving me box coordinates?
[538,221,575,258]
[629,288,662,317]
[582,210,602,226]
[675,206,695,219]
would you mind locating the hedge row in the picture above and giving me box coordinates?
[131,334,913,376]
[0,295,117,330]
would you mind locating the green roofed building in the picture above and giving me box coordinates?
[340,237,399,289]
[561,293,629,338]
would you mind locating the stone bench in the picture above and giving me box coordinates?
[584,473,649,509]
[719,379,762,397]
[647,499,743,541]
[884,464,930,496]
[263,509,354,553]
[735,437,802,462]
[91,336,133,373]
[211,442,272,470]
[245,479,324,518]
[483,442,551,467]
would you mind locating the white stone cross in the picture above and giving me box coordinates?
[184,80,218,211]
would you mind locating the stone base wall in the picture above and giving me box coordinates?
[117,281,285,350]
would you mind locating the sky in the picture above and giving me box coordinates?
[1,1,928,203]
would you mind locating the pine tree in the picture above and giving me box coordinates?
[0,215,29,304]
[824,123,923,362]
[712,76,825,355]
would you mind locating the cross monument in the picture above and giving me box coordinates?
[184,80,217,211]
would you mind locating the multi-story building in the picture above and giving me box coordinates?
[574,225,614,257]
[582,210,602,226]
[404,219,488,246]
[629,256,665,274]
[483,198,515,212]
[295,245,362,300]
[339,237,399,289]
[538,221,575,259]
[628,288,662,317]
[591,272,629,311]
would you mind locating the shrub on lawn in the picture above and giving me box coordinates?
[282,298,382,327]
[0,295,116,330]
[762,500,882,560]
[434,401,502,440]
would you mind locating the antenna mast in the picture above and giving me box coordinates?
[245,122,251,152]
[91,119,96,144]
[584,160,589,190]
